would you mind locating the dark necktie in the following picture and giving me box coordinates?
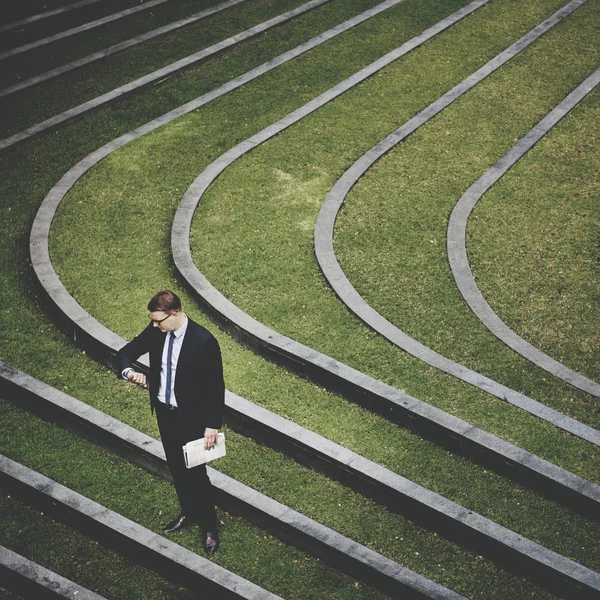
[165,332,175,406]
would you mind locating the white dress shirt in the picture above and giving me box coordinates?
[157,316,188,407]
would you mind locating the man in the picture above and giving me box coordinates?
[118,290,225,554]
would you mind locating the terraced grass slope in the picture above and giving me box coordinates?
[0,0,381,139]
[1,486,198,600]
[185,0,599,441]
[466,91,600,383]
[1,399,390,600]
[1,0,598,597]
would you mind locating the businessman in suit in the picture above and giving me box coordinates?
[118,290,225,554]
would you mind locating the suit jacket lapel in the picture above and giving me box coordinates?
[174,323,193,383]
[151,331,167,365]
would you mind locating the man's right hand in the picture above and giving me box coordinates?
[127,371,148,389]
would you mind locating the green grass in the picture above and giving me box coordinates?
[42,0,600,585]
[1,0,597,595]
[0,0,148,53]
[467,91,600,383]
[178,0,598,462]
[0,492,197,600]
[0,0,236,83]
[332,2,600,411]
[0,398,557,599]
[0,0,386,137]
[0,400,390,600]
[185,0,600,463]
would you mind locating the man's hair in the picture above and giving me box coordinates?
[148,290,182,312]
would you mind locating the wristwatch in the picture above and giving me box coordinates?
[122,367,135,380]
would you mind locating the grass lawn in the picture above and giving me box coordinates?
[0,0,246,84]
[0,0,386,137]
[467,90,600,383]
[0,400,391,600]
[1,0,596,595]
[42,0,600,583]
[0,0,150,54]
[332,0,600,413]
[0,398,558,599]
[184,0,600,462]
[0,490,198,600]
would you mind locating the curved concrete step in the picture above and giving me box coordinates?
[313,23,600,447]
[446,69,600,398]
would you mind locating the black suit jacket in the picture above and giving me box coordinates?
[118,318,225,429]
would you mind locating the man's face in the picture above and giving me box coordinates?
[149,310,178,332]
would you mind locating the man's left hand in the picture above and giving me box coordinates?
[204,428,219,450]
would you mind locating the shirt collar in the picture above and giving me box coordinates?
[171,315,188,339]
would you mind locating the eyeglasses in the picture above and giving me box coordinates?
[149,312,173,324]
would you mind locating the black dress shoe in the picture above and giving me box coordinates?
[164,514,190,533]
[204,531,219,555]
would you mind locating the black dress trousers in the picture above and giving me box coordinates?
[155,402,218,531]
